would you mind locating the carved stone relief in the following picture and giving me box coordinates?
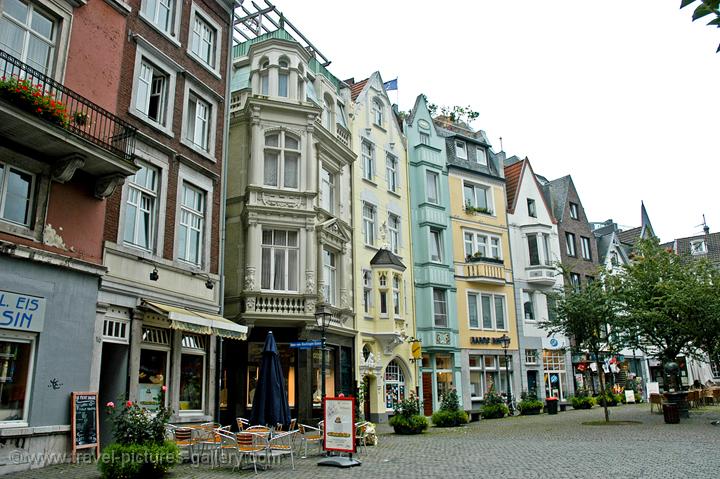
[305,271,315,294]
[244,267,256,291]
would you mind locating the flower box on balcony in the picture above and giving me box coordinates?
[464,203,493,216]
[0,75,69,127]
[465,253,504,265]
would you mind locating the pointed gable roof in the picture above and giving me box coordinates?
[349,78,368,101]
[369,248,406,271]
[504,160,523,214]
[640,201,655,239]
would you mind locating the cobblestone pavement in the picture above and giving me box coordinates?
[6,404,720,479]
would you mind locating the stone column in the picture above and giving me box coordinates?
[171,329,182,418]
[89,303,108,393]
[207,334,217,418]
[128,310,144,402]
[248,106,263,186]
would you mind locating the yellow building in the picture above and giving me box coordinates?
[347,73,417,422]
[435,117,519,413]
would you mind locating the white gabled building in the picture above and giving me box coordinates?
[505,157,573,400]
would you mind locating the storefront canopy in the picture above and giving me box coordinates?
[142,301,248,340]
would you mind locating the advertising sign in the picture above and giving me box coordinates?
[0,290,46,332]
[624,390,636,403]
[323,396,355,453]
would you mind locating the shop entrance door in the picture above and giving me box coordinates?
[422,372,433,416]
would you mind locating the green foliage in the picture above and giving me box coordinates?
[389,396,427,434]
[570,395,595,410]
[439,389,461,412]
[427,103,480,125]
[431,409,469,427]
[481,403,509,419]
[464,201,493,215]
[680,1,720,52]
[0,75,69,127]
[389,413,429,434]
[517,398,544,415]
[98,441,180,479]
[105,395,172,446]
[594,391,618,407]
[613,238,720,364]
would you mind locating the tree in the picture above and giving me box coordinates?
[612,238,720,390]
[427,104,479,125]
[680,0,720,53]
[543,268,618,422]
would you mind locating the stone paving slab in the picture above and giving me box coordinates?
[5,404,720,478]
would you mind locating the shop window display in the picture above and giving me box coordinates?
[0,340,31,422]
[138,348,167,410]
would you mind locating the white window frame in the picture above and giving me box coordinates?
[525,349,538,365]
[140,0,181,44]
[123,162,159,251]
[260,229,300,292]
[361,141,375,181]
[388,213,400,254]
[323,247,337,305]
[0,0,55,75]
[139,328,171,410]
[542,234,551,266]
[691,240,707,255]
[0,332,35,427]
[463,230,502,260]
[386,154,398,193]
[476,146,487,166]
[130,46,178,136]
[372,98,384,127]
[0,161,35,228]
[419,132,430,145]
[174,164,213,270]
[277,57,290,98]
[362,202,376,247]
[522,290,535,321]
[429,229,443,263]
[320,167,335,214]
[362,269,372,314]
[455,140,467,160]
[392,274,401,317]
[263,131,300,189]
[180,82,218,160]
[569,202,579,220]
[177,182,205,266]
[565,232,577,257]
[581,236,592,260]
[179,334,206,414]
[426,170,439,204]
[187,4,221,76]
[463,181,493,214]
[527,198,536,217]
[467,291,507,331]
[384,359,406,410]
[432,288,448,327]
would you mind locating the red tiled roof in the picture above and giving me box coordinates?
[504,161,524,214]
[350,78,368,101]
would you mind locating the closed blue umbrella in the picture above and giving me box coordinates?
[250,331,291,428]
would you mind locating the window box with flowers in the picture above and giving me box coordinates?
[99,387,180,479]
[464,201,493,216]
[0,75,69,127]
[465,252,504,265]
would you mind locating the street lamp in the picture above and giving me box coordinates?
[314,303,332,400]
[499,334,512,408]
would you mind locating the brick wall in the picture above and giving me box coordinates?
[557,182,600,282]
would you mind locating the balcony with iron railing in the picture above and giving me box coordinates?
[0,49,138,192]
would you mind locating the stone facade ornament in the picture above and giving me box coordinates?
[94,174,125,199]
[436,332,451,345]
[245,296,256,312]
[52,155,85,183]
[244,267,256,291]
[305,271,315,294]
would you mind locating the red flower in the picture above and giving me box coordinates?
[126,400,133,407]
[37,108,42,112]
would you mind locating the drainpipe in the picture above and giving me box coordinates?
[215,1,235,422]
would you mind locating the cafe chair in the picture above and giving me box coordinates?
[299,421,323,458]
[355,421,370,455]
[268,430,298,469]
[237,417,250,431]
[172,427,197,464]
[235,431,268,474]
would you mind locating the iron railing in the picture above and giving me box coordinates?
[0,49,136,162]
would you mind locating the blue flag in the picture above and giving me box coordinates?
[383,78,398,91]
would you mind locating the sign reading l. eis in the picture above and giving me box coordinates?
[0,290,46,332]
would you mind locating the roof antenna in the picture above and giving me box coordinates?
[703,214,709,234]
[499,136,504,152]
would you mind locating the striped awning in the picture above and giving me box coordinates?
[142,301,248,340]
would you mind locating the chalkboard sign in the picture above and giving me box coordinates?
[71,392,100,461]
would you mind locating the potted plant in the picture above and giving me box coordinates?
[570,388,595,409]
[99,387,180,478]
[431,389,469,427]
[0,75,69,127]
[480,391,509,419]
[517,391,544,415]
[389,395,428,434]
[73,111,90,127]
[464,201,493,215]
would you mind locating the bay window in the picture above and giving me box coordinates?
[264,132,299,189]
[426,170,439,204]
[464,231,501,260]
[261,229,298,291]
[527,233,540,265]
[320,167,335,213]
[323,248,337,305]
[429,229,442,262]
[432,288,447,327]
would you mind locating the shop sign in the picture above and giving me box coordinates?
[289,340,323,349]
[0,290,46,333]
[470,336,505,345]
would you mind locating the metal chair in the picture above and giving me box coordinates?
[237,417,250,431]
[172,427,197,463]
[268,430,298,469]
[236,431,268,474]
[299,421,323,458]
[355,421,370,454]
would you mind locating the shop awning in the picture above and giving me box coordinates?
[142,301,248,340]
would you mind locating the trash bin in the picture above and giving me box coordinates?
[545,397,559,415]
[663,403,680,424]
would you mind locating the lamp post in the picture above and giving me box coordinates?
[499,334,512,409]
[314,303,332,400]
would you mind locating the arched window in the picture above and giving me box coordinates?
[373,98,384,127]
[385,359,406,410]
[259,58,269,96]
[278,57,290,97]
[263,131,299,188]
[322,94,334,131]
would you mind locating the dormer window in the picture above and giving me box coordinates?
[455,140,467,160]
[373,99,384,127]
[476,147,487,166]
[690,240,707,255]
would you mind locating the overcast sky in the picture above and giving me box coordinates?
[273,1,720,242]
